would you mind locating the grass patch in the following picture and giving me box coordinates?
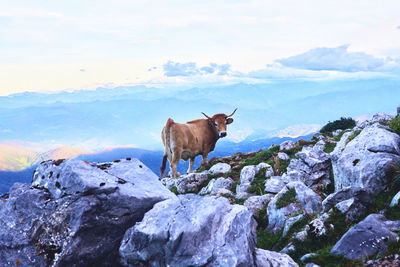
[371,164,400,220]
[242,148,276,167]
[256,216,309,252]
[333,129,348,142]
[346,130,361,144]
[248,168,267,195]
[278,159,290,174]
[235,198,246,205]
[285,145,303,159]
[290,207,353,264]
[389,116,400,135]
[320,117,356,134]
[170,186,178,195]
[324,142,337,153]
[276,187,297,209]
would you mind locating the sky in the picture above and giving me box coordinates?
[1,0,400,96]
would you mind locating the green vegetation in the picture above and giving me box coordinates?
[320,117,356,134]
[242,146,278,167]
[389,116,400,135]
[372,164,400,220]
[346,130,361,144]
[170,186,178,195]
[278,159,290,174]
[256,216,309,252]
[276,187,297,209]
[324,142,337,153]
[290,207,356,264]
[285,145,303,159]
[248,168,266,195]
[333,130,348,142]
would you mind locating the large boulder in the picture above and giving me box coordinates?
[0,159,176,266]
[267,181,322,234]
[283,145,331,189]
[331,214,400,260]
[322,187,373,222]
[265,176,286,194]
[331,124,400,194]
[119,194,257,267]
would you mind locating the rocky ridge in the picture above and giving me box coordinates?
[1,112,400,266]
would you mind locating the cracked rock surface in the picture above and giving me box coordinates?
[0,158,175,267]
[119,194,257,267]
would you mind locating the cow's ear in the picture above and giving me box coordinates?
[226,118,233,124]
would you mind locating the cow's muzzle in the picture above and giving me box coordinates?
[219,132,227,138]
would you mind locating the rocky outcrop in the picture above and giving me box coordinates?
[331,214,400,260]
[322,187,372,222]
[236,164,266,199]
[119,194,257,267]
[199,177,234,195]
[264,176,286,193]
[0,159,176,266]
[244,194,274,215]
[266,181,322,234]
[283,145,331,189]
[331,124,400,194]
[161,172,209,194]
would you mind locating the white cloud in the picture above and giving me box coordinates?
[276,45,389,72]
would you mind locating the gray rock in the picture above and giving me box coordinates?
[305,264,321,267]
[244,194,274,215]
[390,191,400,207]
[1,159,176,266]
[265,177,286,193]
[199,177,233,195]
[0,183,51,267]
[284,145,331,189]
[254,248,298,267]
[331,124,400,194]
[175,172,209,194]
[209,162,232,175]
[265,164,275,178]
[278,152,290,160]
[236,165,260,199]
[322,187,372,222]
[280,140,296,151]
[119,194,257,267]
[267,182,322,234]
[331,214,400,260]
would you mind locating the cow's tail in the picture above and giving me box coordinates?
[160,118,174,177]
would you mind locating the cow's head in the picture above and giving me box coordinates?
[201,108,237,138]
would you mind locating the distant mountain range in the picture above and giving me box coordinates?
[0,134,312,194]
[0,78,398,151]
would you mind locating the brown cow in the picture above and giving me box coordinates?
[160,109,237,178]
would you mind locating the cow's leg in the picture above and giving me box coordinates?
[171,149,182,178]
[201,151,209,167]
[187,157,195,174]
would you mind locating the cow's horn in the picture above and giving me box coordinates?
[201,112,211,119]
[227,108,237,117]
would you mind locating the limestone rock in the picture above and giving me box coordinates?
[120,194,257,267]
[199,177,233,195]
[331,214,400,260]
[254,248,298,267]
[280,140,296,151]
[209,162,232,175]
[331,124,400,194]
